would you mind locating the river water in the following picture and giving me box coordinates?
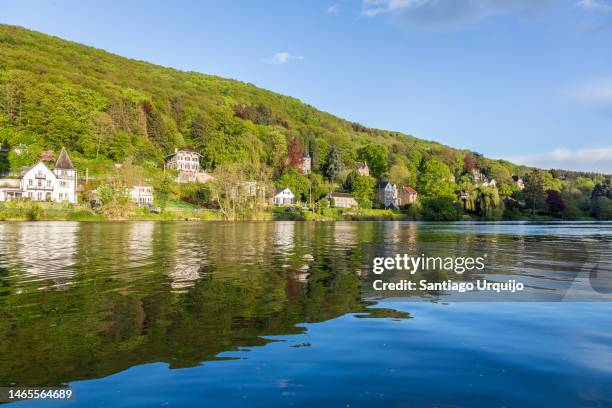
[0,221,611,407]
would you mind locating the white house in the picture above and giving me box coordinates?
[376,182,399,208]
[165,147,201,173]
[273,187,295,206]
[4,148,78,203]
[129,185,154,207]
[326,192,358,208]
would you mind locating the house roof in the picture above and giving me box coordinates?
[376,181,392,189]
[400,186,417,194]
[165,146,202,159]
[54,147,75,170]
[355,162,368,169]
[275,187,293,195]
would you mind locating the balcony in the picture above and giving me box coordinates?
[27,184,53,191]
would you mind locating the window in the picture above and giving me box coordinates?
[47,180,52,187]
[29,179,33,186]
[59,193,63,200]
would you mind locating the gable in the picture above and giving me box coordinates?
[22,162,56,179]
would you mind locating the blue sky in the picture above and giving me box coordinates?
[2,0,612,172]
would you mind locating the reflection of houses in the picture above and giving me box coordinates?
[298,153,311,175]
[0,148,77,203]
[129,222,154,261]
[397,186,418,206]
[15,222,78,289]
[326,192,358,208]
[273,221,296,253]
[356,162,369,177]
[129,185,154,207]
[273,187,295,206]
[376,182,398,208]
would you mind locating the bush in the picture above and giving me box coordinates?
[420,197,461,221]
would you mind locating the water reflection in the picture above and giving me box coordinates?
[0,221,610,389]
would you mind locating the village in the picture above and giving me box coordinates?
[0,144,432,213]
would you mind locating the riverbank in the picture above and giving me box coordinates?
[0,201,414,221]
[0,201,595,222]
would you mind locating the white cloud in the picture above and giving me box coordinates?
[575,78,612,115]
[361,0,551,28]
[263,52,304,65]
[576,0,612,12]
[509,148,612,173]
[327,3,341,14]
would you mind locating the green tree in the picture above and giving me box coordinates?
[358,144,388,178]
[524,169,547,214]
[323,145,343,182]
[591,197,612,220]
[351,176,376,205]
[417,159,456,199]
[421,197,461,221]
[388,163,413,187]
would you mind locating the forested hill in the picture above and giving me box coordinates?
[0,23,523,178]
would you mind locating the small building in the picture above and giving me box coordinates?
[512,176,525,190]
[472,168,496,187]
[299,153,311,175]
[0,178,21,201]
[356,162,370,177]
[326,192,358,208]
[273,187,294,206]
[12,148,78,203]
[398,186,418,206]
[482,178,496,187]
[376,181,398,208]
[164,147,201,173]
[130,185,154,207]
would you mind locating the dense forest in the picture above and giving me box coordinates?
[0,24,610,220]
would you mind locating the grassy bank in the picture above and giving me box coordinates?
[0,201,601,222]
[0,201,225,221]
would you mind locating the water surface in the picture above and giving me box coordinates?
[0,221,611,407]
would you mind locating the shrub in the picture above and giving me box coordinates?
[420,197,461,221]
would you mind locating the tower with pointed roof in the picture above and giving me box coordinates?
[52,147,77,203]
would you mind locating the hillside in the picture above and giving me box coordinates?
[0,24,518,174]
[0,24,610,220]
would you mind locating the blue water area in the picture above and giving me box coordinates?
[12,302,610,408]
[1,222,611,407]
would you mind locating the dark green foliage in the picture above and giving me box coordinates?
[420,197,461,221]
[545,189,565,216]
[323,145,343,181]
[524,170,547,214]
[591,197,612,220]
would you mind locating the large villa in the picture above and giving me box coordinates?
[0,148,77,203]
